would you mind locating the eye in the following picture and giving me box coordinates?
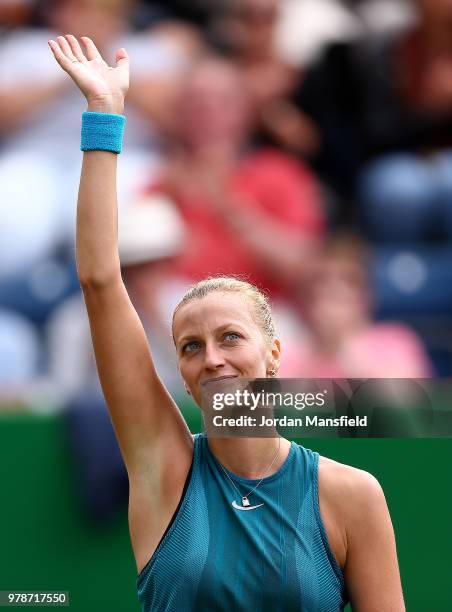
[224,332,241,342]
[182,340,201,354]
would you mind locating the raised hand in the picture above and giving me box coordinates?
[48,34,129,114]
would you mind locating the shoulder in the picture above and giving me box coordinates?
[319,455,385,517]
[319,455,382,492]
[318,456,387,562]
[317,458,405,609]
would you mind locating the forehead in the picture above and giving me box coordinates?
[173,292,258,340]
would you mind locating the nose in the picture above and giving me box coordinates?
[203,341,226,371]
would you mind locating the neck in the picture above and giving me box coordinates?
[206,435,290,479]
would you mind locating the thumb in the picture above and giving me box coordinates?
[115,47,129,68]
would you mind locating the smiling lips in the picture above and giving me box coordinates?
[201,375,239,385]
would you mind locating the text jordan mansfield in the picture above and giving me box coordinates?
[212,415,368,427]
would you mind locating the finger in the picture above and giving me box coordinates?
[57,35,77,62]
[115,47,129,70]
[65,34,87,63]
[48,39,74,72]
[81,36,103,61]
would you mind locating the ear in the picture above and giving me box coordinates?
[267,338,281,375]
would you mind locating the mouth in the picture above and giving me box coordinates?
[201,375,239,386]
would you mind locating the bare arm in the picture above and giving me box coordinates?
[213,193,321,286]
[319,457,405,610]
[343,469,406,611]
[48,35,192,478]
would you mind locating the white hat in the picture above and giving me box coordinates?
[118,194,185,266]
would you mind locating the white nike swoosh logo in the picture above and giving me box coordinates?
[232,500,264,511]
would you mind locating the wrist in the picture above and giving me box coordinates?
[87,94,124,115]
[81,111,126,154]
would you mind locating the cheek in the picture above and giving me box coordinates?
[236,344,268,376]
[178,358,197,382]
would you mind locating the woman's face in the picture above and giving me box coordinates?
[305,257,370,338]
[178,61,250,150]
[173,292,280,407]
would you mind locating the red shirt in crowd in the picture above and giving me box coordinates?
[152,148,325,299]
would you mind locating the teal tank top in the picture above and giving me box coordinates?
[137,434,348,611]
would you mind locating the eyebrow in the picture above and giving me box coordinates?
[176,323,247,346]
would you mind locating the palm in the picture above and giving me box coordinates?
[48,35,129,103]
[71,57,128,100]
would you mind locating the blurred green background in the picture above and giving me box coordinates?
[1,405,451,611]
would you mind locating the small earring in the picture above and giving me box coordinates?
[184,384,191,396]
[267,369,277,377]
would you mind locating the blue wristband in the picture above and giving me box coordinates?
[81,111,126,154]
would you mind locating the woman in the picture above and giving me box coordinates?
[282,232,432,379]
[48,35,405,611]
[147,54,325,303]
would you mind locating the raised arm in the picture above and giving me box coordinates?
[47,35,193,480]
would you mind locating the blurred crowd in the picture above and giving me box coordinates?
[2,0,452,417]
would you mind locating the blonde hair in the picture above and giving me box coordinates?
[172,276,276,343]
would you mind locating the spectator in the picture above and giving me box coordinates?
[358,0,452,241]
[280,233,433,377]
[208,0,321,156]
[296,0,452,233]
[150,55,326,304]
